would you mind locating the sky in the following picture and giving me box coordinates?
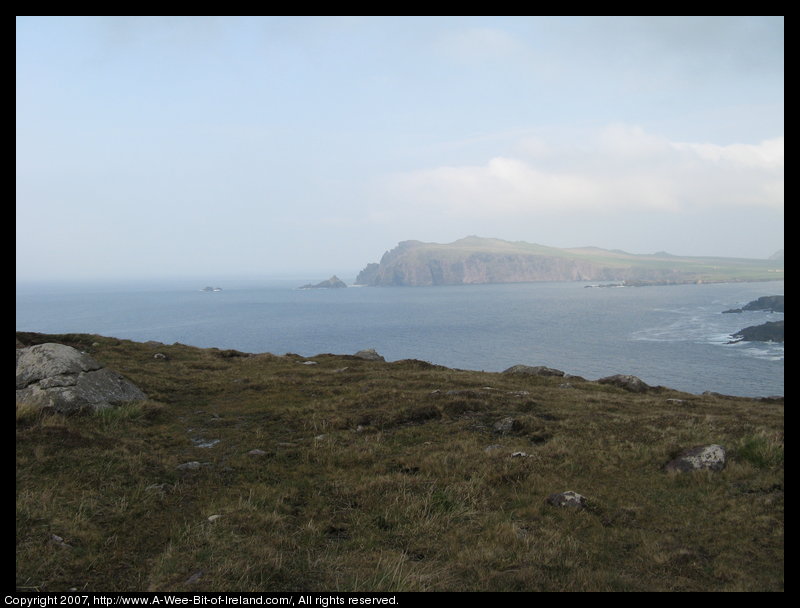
[16,16,784,281]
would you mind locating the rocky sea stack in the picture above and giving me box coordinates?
[299,275,348,289]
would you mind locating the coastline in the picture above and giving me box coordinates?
[15,280,783,399]
[15,331,784,400]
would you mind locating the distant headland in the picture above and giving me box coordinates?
[723,295,784,314]
[354,236,784,287]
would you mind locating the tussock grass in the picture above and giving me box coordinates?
[16,332,783,592]
[735,431,784,469]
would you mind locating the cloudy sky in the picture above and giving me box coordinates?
[16,16,784,281]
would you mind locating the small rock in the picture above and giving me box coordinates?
[494,417,522,434]
[185,571,204,584]
[484,444,504,454]
[302,361,318,365]
[664,444,727,473]
[177,461,209,470]
[545,491,587,509]
[598,374,650,393]
[207,515,222,522]
[247,449,268,456]
[50,534,72,548]
[511,451,530,458]
[354,349,386,362]
[153,353,168,360]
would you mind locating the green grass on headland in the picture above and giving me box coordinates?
[357,236,785,286]
[16,332,783,592]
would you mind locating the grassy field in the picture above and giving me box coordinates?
[16,332,784,592]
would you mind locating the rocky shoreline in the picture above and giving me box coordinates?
[724,295,785,344]
[723,295,784,313]
[728,320,784,344]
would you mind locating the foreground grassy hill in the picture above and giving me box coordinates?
[16,332,784,592]
[355,236,784,286]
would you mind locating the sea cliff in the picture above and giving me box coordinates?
[355,236,783,287]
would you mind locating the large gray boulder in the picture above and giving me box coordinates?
[16,343,146,413]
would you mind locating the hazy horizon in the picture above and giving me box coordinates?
[17,17,784,281]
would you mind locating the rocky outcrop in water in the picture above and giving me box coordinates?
[723,295,784,313]
[729,320,784,343]
[16,343,146,413]
[300,275,347,289]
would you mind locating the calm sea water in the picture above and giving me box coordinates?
[16,279,784,398]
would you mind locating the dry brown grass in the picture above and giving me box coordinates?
[16,332,783,592]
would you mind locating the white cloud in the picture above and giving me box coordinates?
[435,27,528,63]
[673,136,784,170]
[381,127,784,219]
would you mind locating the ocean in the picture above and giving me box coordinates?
[16,278,784,398]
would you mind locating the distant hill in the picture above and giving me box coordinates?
[355,236,785,287]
